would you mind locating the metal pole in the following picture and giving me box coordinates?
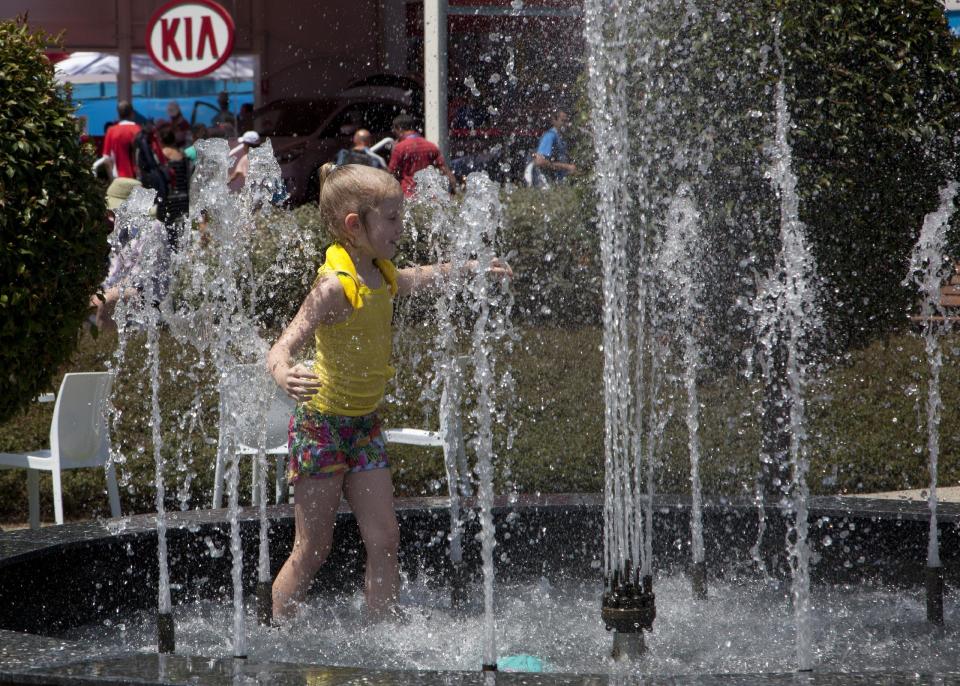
[117,0,132,106]
[423,0,448,157]
[253,0,266,108]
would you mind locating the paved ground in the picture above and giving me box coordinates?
[849,486,960,502]
[0,523,28,531]
[0,520,84,531]
[4,488,959,531]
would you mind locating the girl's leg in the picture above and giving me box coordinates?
[272,474,345,619]
[343,468,400,618]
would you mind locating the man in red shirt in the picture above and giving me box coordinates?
[387,114,457,197]
[102,101,141,179]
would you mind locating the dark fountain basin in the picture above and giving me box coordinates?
[1,494,959,685]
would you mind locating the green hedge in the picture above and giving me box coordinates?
[502,185,600,326]
[610,0,960,359]
[254,185,601,329]
[0,18,108,422]
[785,0,960,351]
[4,325,959,524]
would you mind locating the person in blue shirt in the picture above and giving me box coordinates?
[528,110,577,187]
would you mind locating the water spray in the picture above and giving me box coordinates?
[114,186,178,655]
[758,64,823,672]
[256,433,274,627]
[441,357,472,612]
[660,185,708,600]
[248,372,277,628]
[419,169,498,616]
[157,612,175,654]
[904,181,957,627]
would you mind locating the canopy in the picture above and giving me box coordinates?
[55,52,255,84]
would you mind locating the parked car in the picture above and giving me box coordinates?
[253,85,415,205]
[254,74,558,203]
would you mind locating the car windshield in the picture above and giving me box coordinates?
[253,100,338,137]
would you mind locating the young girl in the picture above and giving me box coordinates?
[267,163,510,620]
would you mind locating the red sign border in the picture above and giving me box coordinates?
[145,0,236,78]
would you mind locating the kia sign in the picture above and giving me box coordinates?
[146,0,235,78]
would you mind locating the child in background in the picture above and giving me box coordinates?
[267,163,511,620]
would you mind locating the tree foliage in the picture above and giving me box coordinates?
[602,0,960,361]
[0,18,108,422]
[785,0,960,350]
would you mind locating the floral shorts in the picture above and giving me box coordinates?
[288,406,389,482]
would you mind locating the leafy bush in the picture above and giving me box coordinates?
[0,18,108,422]
[501,185,601,326]
[578,0,960,498]
[5,325,960,523]
[282,184,602,328]
[609,0,960,358]
[785,0,960,351]
[246,203,326,329]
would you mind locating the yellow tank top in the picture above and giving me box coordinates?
[307,244,398,417]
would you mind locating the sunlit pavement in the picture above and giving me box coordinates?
[851,486,960,502]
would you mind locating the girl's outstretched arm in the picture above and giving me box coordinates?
[267,276,352,401]
[395,257,513,296]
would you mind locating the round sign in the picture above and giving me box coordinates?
[146,0,235,78]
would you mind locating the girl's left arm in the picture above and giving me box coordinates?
[395,258,513,296]
[394,263,443,296]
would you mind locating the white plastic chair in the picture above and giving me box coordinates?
[0,372,121,529]
[385,356,471,492]
[214,363,456,507]
[213,365,295,509]
[383,428,443,447]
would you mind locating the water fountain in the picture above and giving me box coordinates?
[657,185,707,600]
[904,181,958,627]
[4,2,960,684]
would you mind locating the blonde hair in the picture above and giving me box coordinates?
[318,163,401,243]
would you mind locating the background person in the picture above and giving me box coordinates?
[237,102,255,133]
[213,91,237,132]
[88,178,159,333]
[335,128,387,169]
[528,110,577,187]
[101,101,141,179]
[228,130,261,193]
[159,127,190,233]
[387,114,457,197]
[183,124,208,162]
[164,100,191,148]
[133,122,170,208]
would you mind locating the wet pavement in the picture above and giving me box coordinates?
[2,495,959,685]
[3,651,960,686]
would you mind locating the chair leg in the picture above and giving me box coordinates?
[275,455,285,505]
[27,469,40,530]
[51,468,64,525]
[212,445,226,510]
[251,454,260,507]
[105,463,122,518]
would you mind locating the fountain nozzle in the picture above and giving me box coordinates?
[602,564,655,659]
